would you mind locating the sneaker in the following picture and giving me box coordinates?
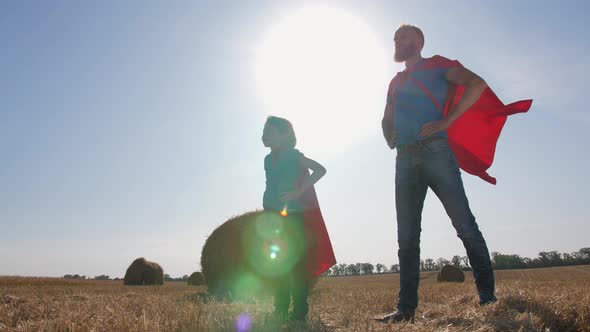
[287,312,307,323]
[373,310,415,323]
[280,318,307,331]
[272,310,288,323]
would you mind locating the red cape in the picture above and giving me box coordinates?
[388,55,533,184]
[297,166,336,278]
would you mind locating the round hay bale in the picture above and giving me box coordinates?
[201,210,311,300]
[437,264,465,282]
[123,257,164,285]
[187,271,206,286]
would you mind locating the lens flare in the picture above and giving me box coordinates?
[235,313,252,332]
[269,244,281,259]
[232,273,262,300]
[254,212,283,239]
[245,211,305,277]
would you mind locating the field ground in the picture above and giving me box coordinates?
[1,265,589,331]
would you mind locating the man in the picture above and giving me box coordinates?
[377,24,532,323]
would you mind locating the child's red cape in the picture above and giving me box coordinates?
[388,55,533,184]
[297,166,336,278]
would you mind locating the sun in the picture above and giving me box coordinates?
[255,5,391,155]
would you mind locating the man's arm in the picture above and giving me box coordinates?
[444,66,488,125]
[419,66,488,137]
[382,98,397,149]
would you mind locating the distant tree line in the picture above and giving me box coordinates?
[164,274,190,282]
[63,274,121,280]
[62,248,590,280]
[94,274,111,280]
[321,247,590,277]
[491,248,590,270]
[62,274,195,281]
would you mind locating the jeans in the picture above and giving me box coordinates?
[395,139,496,312]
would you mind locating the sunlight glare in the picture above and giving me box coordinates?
[256,5,391,155]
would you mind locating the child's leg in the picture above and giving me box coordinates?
[290,212,310,321]
[291,275,309,320]
[273,277,290,319]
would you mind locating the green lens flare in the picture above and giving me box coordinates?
[243,211,306,278]
[253,212,283,239]
[230,272,262,300]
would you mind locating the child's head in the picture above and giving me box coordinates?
[262,116,296,150]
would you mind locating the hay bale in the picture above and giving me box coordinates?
[201,210,310,300]
[187,272,206,286]
[123,257,164,285]
[437,264,465,282]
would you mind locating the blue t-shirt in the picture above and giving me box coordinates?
[263,148,304,213]
[387,64,451,146]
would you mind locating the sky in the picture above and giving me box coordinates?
[1,0,589,278]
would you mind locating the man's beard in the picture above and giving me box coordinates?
[394,43,417,62]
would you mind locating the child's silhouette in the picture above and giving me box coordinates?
[261,116,336,323]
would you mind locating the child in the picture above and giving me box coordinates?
[261,116,336,322]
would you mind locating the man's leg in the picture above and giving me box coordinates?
[425,142,496,304]
[395,152,428,312]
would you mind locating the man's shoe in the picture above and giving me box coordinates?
[373,310,415,323]
[479,294,497,306]
[479,298,497,306]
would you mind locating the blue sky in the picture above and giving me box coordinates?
[1,0,588,278]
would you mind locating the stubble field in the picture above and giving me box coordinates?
[1,265,589,331]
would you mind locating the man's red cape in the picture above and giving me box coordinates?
[297,166,336,278]
[388,55,533,184]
